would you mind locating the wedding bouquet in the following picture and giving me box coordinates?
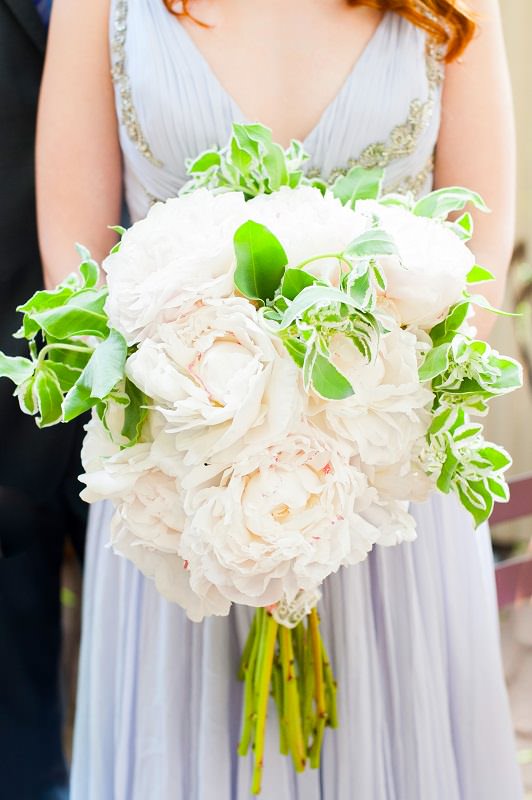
[0,124,521,794]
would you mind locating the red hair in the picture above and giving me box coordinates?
[163,0,475,62]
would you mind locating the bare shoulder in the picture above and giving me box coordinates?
[48,0,111,37]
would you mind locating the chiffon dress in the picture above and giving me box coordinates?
[71,2,523,798]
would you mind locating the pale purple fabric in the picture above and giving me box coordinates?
[70,2,523,798]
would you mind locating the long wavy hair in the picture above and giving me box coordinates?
[163,0,476,62]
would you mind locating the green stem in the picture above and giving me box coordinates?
[272,659,288,755]
[251,612,278,795]
[294,252,350,272]
[238,612,257,682]
[322,639,338,729]
[309,608,327,768]
[36,342,93,368]
[279,626,306,773]
[302,620,315,750]
[238,611,260,757]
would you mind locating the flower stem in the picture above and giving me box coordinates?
[272,659,288,755]
[322,639,338,729]
[294,252,350,272]
[36,342,93,369]
[251,612,278,795]
[238,612,260,757]
[302,623,315,749]
[279,626,306,773]
[309,608,327,768]
[238,612,257,681]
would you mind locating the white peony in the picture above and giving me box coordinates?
[357,200,475,329]
[312,323,433,469]
[103,190,248,344]
[125,297,302,464]
[111,516,231,622]
[357,494,418,546]
[246,186,369,284]
[179,427,384,610]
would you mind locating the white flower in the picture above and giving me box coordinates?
[358,495,418,546]
[81,413,230,621]
[357,200,475,329]
[111,516,231,622]
[364,459,435,505]
[247,186,369,284]
[313,324,433,469]
[79,406,152,502]
[103,190,248,344]
[180,427,383,610]
[126,298,302,464]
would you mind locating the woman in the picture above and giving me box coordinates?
[37,0,522,797]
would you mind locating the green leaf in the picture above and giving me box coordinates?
[429,301,470,345]
[263,143,288,191]
[121,379,149,445]
[34,366,63,427]
[454,423,483,442]
[489,355,522,392]
[487,477,510,502]
[46,361,83,392]
[372,262,386,291]
[311,354,354,400]
[467,293,519,318]
[281,268,316,300]
[239,123,275,150]
[344,229,398,259]
[466,264,495,284]
[17,375,37,414]
[62,329,127,422]
[413,187,489,219]
[457,479,493,527]
[17,285,75,318]
[76,247,101,288]
[231,124,261,158]
[302,345,318,391]
[279,285,364,330]
[456,212,473,235]
[109,225,126,237]
[349,270,372,306]
[477,446,512,471]
[283,337,306,368]
[233,220,288,303]
[332,166,383,206]
[419,343,452,382]
[436,447,459,493]
[428,405,456,436]
[0,353,35,386]
[230,138,253,175]
[31,306,109,339]
[187,149,221,174]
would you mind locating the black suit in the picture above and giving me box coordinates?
[0,2,87,797]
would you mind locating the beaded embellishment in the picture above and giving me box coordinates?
[307,43,444,193]
[111,0,163,167]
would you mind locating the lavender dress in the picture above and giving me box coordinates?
[71,2,523,798]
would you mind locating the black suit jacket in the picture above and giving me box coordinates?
[0,0,87,556]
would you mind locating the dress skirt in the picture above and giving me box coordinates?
[70,494,523,800]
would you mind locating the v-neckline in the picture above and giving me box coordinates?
[171,11,389,147]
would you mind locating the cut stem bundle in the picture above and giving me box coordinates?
[238,606,338,795]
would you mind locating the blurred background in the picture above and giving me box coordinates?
[483,1,532,793]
